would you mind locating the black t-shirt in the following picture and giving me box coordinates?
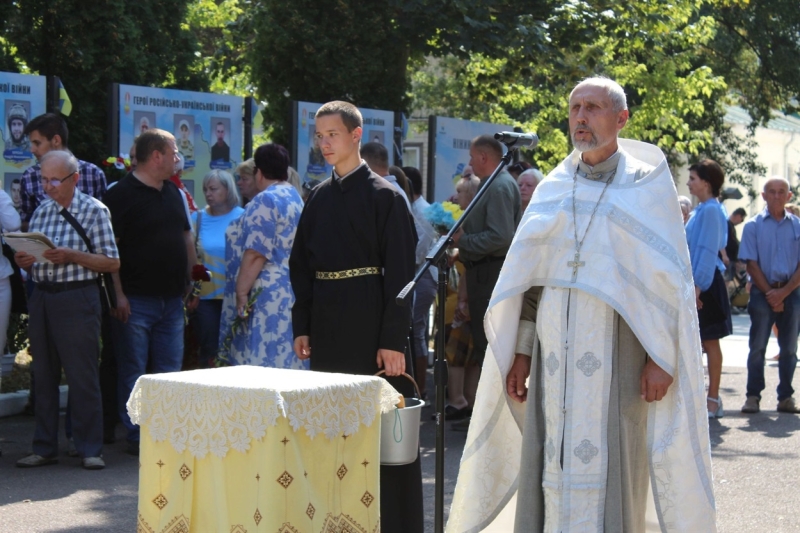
[103,173,190,298]
[725,219,739,263]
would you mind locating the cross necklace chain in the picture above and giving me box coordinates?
[568,166,615,283]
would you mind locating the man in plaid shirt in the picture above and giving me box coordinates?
[20,113,106,230]
[14,151,119,470]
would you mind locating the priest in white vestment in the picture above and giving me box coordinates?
[446,77,716,532]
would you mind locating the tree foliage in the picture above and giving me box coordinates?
[0,0,17,73]
[0,0,795,186]
[703,0,800,125]
[184,0,254,96]
[3,0,206,162]
[249,0,557,144]
[411,0,770,189]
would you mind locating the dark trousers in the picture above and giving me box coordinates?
[29,285,103,458]
[189,299,223,368]
[465,260,504,363]
[99,313,118,435]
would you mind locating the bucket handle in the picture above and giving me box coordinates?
[374,371,422,400]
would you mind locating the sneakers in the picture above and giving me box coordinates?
[777,397,800,414]
[741,396,760,414]
[82,456,105,470]
[16,454,59,468]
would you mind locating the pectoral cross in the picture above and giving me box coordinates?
[567,252,585,283]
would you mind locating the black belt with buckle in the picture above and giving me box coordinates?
[36,279,97,294]
[771,281,788,289]
[462,255,506,270]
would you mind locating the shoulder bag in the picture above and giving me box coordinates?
[58,208,117,312]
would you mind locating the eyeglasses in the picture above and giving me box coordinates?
[40,173,76,187]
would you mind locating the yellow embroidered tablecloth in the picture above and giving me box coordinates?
[127,366,401,533]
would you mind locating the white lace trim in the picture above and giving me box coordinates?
[127,366,401,458]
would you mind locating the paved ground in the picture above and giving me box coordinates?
[1,313,799,532]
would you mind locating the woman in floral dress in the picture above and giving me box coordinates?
[223,144,307,369]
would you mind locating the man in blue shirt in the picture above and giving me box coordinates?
[739,177,800,414]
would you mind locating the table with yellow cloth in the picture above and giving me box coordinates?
[127,366,401,533]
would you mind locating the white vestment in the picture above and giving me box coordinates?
[445,140,716,532]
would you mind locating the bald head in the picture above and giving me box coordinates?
[40,150,78,176]
[39,150,79,207]
[763,176,790,193]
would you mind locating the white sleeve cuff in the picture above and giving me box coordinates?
[514,320,536,357]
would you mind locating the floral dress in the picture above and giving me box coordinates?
[219,183,307,369]
[218,215,245,363]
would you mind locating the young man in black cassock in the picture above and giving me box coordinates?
[289,101,423,533]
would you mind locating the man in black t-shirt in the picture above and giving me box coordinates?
[103,129,198,456]
[724,207,747,280]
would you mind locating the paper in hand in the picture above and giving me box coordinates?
[3,232,56,264]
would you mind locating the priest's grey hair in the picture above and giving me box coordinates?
[571,76,628,112]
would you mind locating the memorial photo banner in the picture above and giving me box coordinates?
[116,84,244,203]
[0,72,47,216]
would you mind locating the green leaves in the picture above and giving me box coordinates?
[3,0,205,162]
[411,0,775,189]
[0,0,791,189]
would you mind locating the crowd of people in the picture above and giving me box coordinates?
[2,77,799,532]
[677,159,800,419]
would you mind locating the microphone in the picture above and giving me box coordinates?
[494,131,539,149]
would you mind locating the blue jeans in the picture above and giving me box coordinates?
[747,286,800,401]
[113,295,184,443]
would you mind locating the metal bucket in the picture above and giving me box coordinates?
[376,372,423,466]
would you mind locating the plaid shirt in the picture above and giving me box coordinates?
[20,159,107,223]
[28,189,119,283]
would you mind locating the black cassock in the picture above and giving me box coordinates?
[290,164,423,533]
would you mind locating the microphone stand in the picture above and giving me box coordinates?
[396,146,519,533]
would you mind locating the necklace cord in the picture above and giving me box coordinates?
[571,166,615,254]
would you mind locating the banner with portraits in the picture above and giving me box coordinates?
[427,116,513,202]
[0,72,47,215]
[291,101,395,187]
[114,84,244,204]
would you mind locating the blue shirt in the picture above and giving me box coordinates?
[718,202,729,244]
[192,206,245,299]
[685,198,726,291]
[738,208,800,285]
